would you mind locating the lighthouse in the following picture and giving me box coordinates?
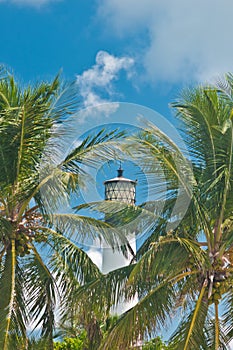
[101,164,137,275]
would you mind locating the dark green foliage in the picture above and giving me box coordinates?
[142,336,172,350]
[54,333,87,350]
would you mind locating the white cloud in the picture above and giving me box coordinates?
[97,0,233,84]
[86,248,102,269]
[0,0,61,7]
[76,50,134,115]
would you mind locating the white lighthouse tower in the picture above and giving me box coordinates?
[101,164,137,275]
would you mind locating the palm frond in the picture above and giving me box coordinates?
[45,227,101,285]
[49,213,129,251]
[71,264,135,320]
[169,280,208,350]
[25,246,56,346]
[101,281,176,349]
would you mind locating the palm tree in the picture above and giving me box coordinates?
[75,74,233,349]
[0,67,127,350]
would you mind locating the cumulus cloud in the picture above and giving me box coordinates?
[0,0,61,7]
[86,248,102,269]
[97,0,233,84]
[76,50,134,115]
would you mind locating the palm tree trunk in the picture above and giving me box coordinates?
[214,302,219,350]
[3,240,16,350]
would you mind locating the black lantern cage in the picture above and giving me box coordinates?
[104,166,137,205]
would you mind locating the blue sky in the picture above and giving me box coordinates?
[3,0,233,203]
[3,0,233,123]
[2,0,233,196]
[3,0,233,202]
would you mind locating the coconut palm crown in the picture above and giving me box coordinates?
[0,68,127,350]
[74,74,233,350]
